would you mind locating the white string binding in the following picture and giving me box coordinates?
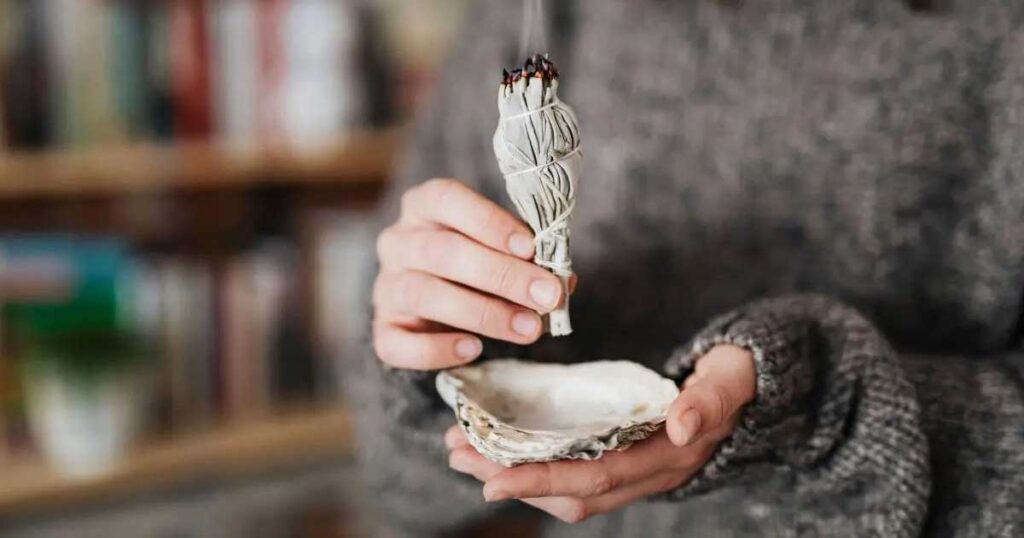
[498,97,563,124]
[498,96,577,277]
[531,198,574,277]
[503,145,581,179]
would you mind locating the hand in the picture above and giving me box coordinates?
[445,345,756,523]
[373,178,573,370]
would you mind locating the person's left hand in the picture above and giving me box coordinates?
[445,344,756,523]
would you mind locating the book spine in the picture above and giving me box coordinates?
[170,0,212,140]
[211,0,258,147]
[109,0,149,140]
[144,1,175,140]
[256,0,287,145]
[280,0,358,149]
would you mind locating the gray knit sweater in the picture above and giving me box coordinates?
[344,1,1024,536]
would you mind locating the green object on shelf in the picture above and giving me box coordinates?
[1,236,128,334]
[20,329,147,385]
[0,236,150,382]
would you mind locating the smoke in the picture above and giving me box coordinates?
[518,0,548,59]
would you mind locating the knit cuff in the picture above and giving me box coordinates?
[661,297,824,498]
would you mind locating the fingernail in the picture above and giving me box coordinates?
[483,484,510,502]
[455,338,482,360]
[677,408,702,446]
[508,233,534,258]
[511,312,541,337]
[529,279,560,309]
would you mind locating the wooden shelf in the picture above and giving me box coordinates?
[0,407,353,518]
[0,128,404,199]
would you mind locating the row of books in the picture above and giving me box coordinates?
[0,0,393,151]
[0,219,376,454]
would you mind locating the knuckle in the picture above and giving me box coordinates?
[371,273,389,308]
[423,178,459,203]
[474,297,503,334]
[491,258,517,297]
[376,227,397,263]
[529,465,553,497]
[394,271,426,314]
[589,471,615,496]
[430,231,461,270]
[400,186,420,216]
[409,230,442,270]
[711,388,730,427]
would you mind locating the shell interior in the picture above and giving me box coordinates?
[436,360,679,467]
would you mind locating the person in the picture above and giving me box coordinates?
[347,0,1024,536]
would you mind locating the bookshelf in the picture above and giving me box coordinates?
[0,0,469,528]
[0,407,353,518]
[0,128,404,199]
[0,125,389,519]
[0,127,393,518]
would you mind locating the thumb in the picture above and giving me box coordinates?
[666,345,756,447]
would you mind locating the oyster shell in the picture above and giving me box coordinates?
[436,360,679,467]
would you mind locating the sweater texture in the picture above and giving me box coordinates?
[344,1,1024,536]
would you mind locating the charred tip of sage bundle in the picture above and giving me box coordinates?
[501,53,559,86]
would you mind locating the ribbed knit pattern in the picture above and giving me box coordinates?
[343,1,1024,536]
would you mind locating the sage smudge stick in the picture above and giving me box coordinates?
[493,55,581,336]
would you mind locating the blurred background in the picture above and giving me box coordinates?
[0,1,486,536]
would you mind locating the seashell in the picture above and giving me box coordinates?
[436,360,679,467]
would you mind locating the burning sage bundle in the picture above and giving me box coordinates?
[493,54,581,337]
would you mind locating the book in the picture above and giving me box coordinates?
[144,0,175,140]
[256,0,287,145]
[1,0,50,149]
[279,0,360,150]
[309,211,377,399]
[149,258,215,431]
[170,0,212,140]
[220,245,292,420]
[6,0,408,149]
[109,0,150,141]
[211,0,258,147]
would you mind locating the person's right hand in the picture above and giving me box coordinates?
[373,178,569,371]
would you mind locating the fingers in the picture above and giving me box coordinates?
[378,227,564,312]
[521,471,688,524]
[481,434,678,501]
[400,179,535,259]
[447,438,690,524]
[444,425,470,449]
[446,433,706,525]
[374,271,543,344]
[446,444,677,523]
[448,446,506,482]
[667,345,756,447]
[372,321,481,370]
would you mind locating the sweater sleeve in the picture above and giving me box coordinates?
[663,294,1024,537]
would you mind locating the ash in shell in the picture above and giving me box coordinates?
[493,55,581,336]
